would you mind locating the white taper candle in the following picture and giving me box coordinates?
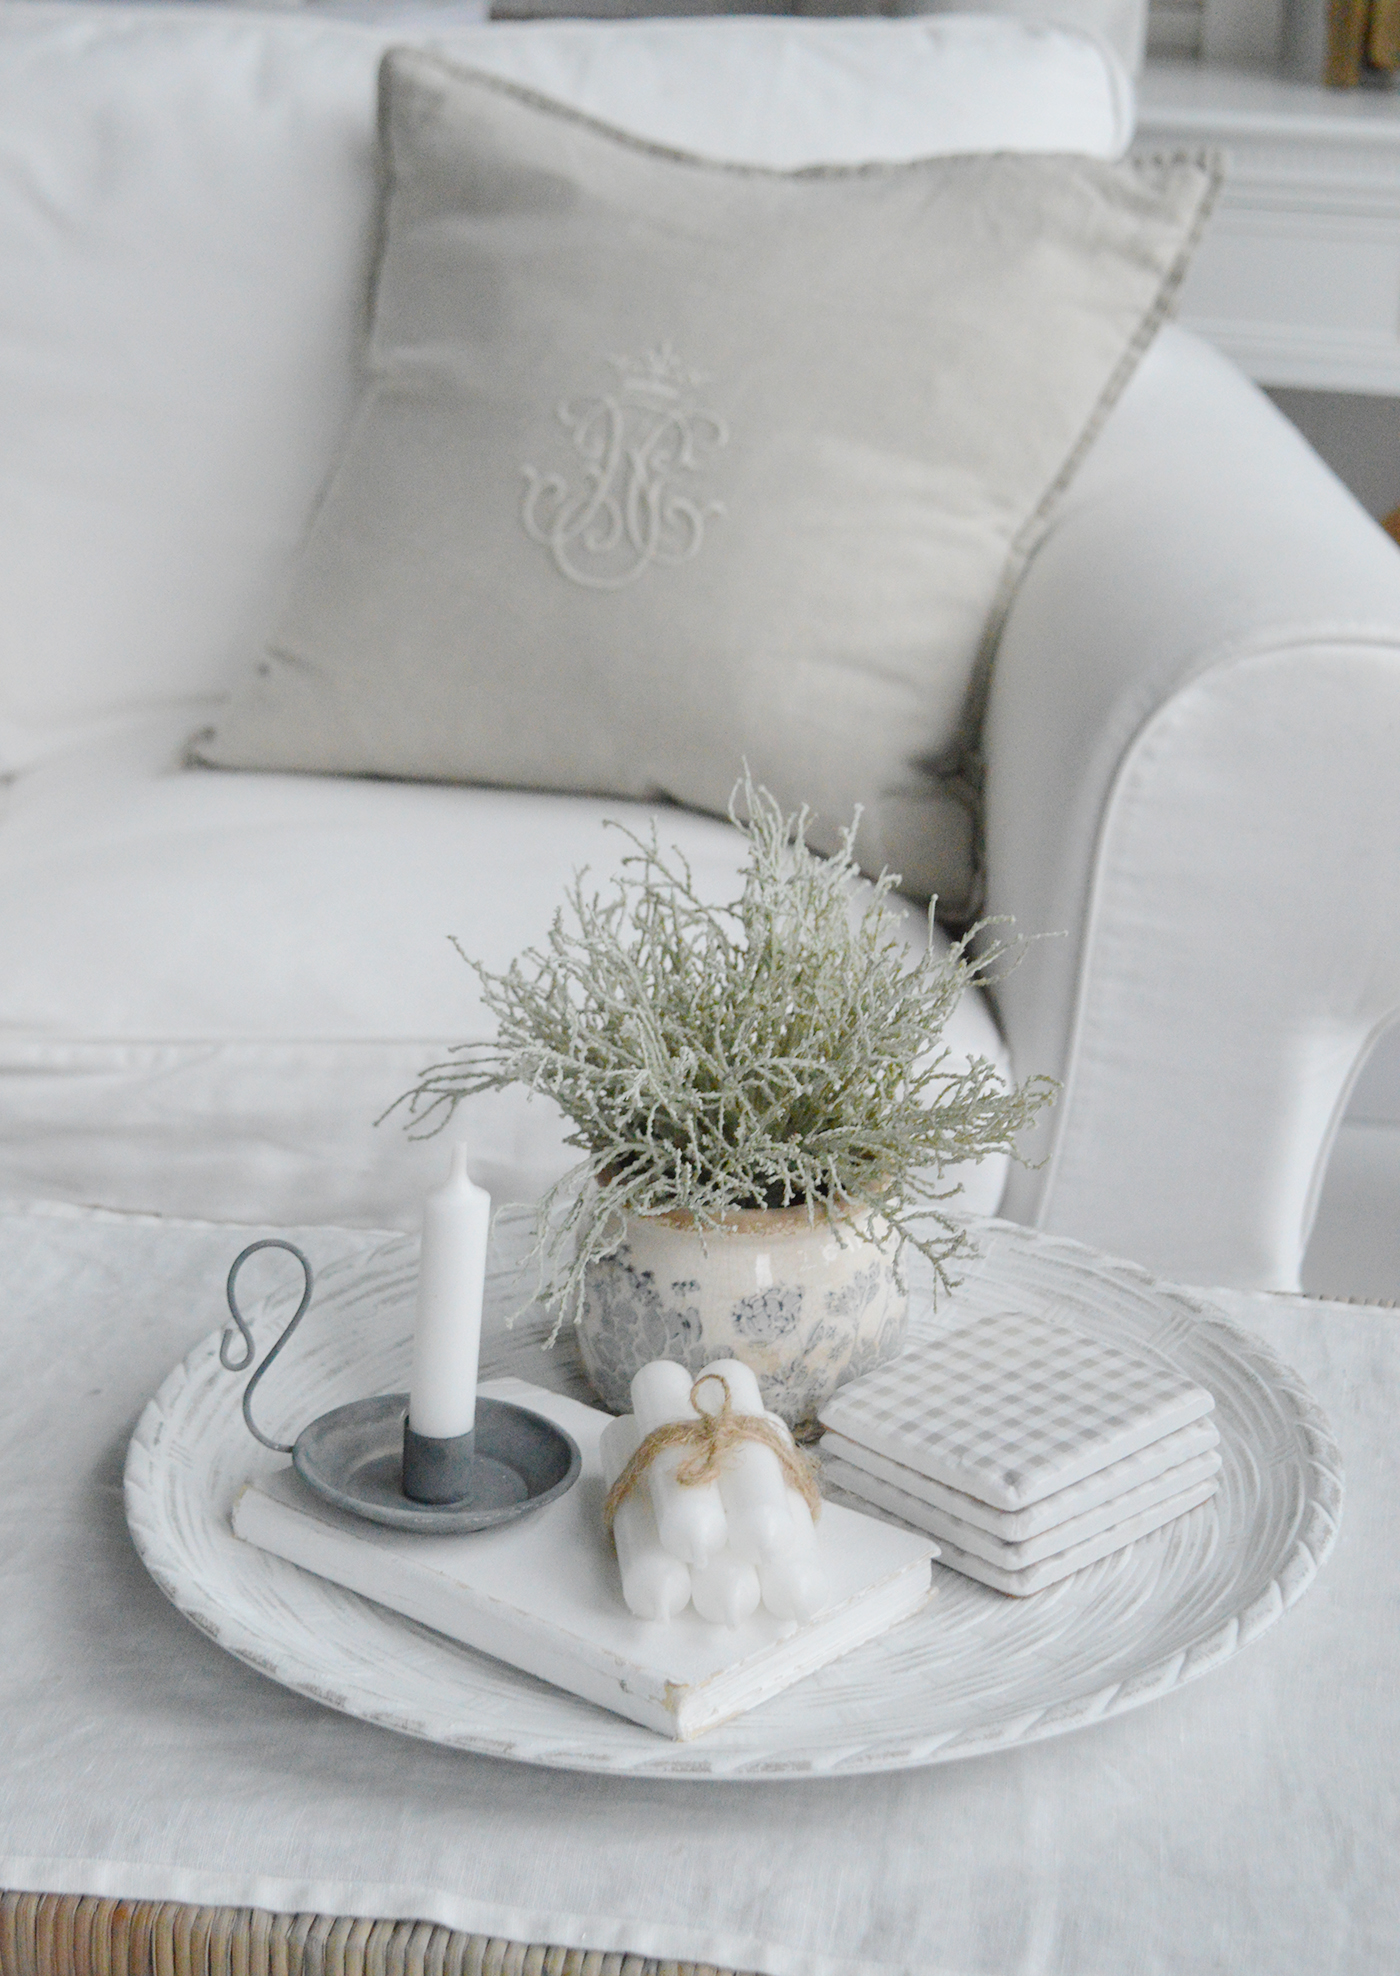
[630,1360,728,1568]
[600,1414,692,1622]
[407,1144,490,1441]
[699,1358,794,1563]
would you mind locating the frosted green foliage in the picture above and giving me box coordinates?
[396,784,1054,1337]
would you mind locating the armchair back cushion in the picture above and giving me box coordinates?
[0,6,1132,778]
[192,48,1214,916]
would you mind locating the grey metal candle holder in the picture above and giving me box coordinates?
[220,1239,580,1534]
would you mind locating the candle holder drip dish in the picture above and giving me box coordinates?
[221,1240,581,1534]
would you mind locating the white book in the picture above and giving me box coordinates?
[232,1378,936,1741]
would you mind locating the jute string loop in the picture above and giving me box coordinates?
[603,1371,821,1536]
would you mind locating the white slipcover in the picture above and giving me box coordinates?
[0,712,1010,1226]
[988,324,1400,1288]
[0,1201,1392,1975]
[3,4,1399,1289]
[0,3,1120,1232]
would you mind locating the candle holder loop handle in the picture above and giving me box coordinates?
[220,1239,316,1453]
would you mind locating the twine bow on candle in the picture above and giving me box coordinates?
[602,1371,821,1536]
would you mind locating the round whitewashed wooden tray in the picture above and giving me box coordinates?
[125,1219,1342,1779]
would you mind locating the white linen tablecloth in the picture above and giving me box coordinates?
[0,1201,1394,1976]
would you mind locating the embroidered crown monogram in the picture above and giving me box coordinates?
[521,344,728,590]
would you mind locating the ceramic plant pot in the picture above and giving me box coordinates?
[576,1202,908,1430]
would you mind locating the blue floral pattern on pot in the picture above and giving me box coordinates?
[578,1204,907,1428]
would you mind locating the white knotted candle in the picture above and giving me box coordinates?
[600,1414,692,1622]
[758,1490,829,1623]
[407,1144,490,1441]
[630,1359,728,1568]
[699,1358,794,1564]
[690,1551,762,1628]
[757,1410,829,1622]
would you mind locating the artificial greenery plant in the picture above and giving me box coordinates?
[395,782,1053,1339]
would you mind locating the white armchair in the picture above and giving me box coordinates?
[2,1,1398,1295]
[988,322,1400,1289]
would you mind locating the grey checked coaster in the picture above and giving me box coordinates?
[819,1415,1221,1540]
[821,1468,1222,1596]
[818,1307,1215,1510]
[819,1445,1222,1568]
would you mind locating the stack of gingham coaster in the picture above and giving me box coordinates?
[817,1308,1221,1595]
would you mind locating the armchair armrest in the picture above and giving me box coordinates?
[984,324,1400,1289]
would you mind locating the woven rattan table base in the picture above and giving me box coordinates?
[0,1895,749,1976]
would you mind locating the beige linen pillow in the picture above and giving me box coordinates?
[193,48,1217,917]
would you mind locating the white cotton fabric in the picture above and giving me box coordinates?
[0,1200,1395,1975]
[0,3,1131,776]
[0,715,1010,1228]
[984,321,1400,1291]
[896,0,1147,77]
